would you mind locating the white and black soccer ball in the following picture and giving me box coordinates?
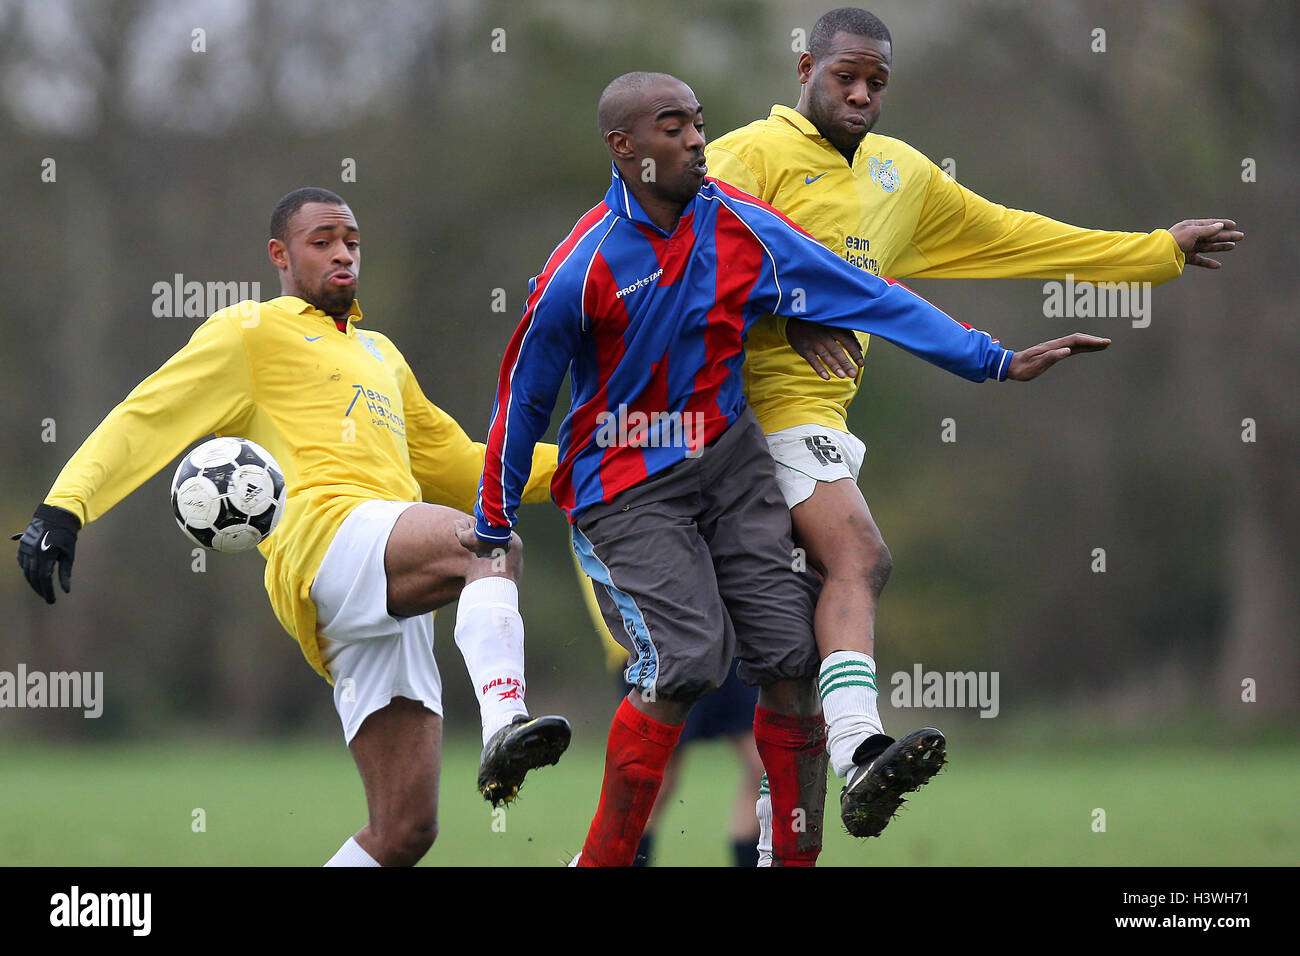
[170,437,287,553]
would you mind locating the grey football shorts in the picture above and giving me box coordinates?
[571,407,820,703]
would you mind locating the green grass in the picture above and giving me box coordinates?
[0,735,1294,866]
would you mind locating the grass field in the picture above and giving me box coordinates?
[1,733,1295,866]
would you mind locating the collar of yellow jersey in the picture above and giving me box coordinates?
[267,295,363,326]
[769,104,825,142]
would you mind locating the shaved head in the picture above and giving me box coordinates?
[596,70,707,233]
[597,71,683,137]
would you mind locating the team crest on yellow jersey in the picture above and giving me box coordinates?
[869,157,900,193]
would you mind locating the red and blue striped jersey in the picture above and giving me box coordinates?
[474,168,1013,540]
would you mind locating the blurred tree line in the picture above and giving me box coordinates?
[0,0,1294,741]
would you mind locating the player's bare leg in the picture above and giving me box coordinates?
[387,504,570,806]
[385,502,521,615]
[791,476,890,760]
[332,696,441,866]
[789,478,945,839]
[794,476,891,648]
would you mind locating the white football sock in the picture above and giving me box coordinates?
[756,773,773,867]
[324,836,380,867]
[820,651,884,777]
[454,576,529,745]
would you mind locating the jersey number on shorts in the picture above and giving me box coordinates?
[803,435,843,466]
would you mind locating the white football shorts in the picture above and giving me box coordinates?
[310,499,443,744]
[765,424,867,510]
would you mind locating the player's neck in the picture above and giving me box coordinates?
[794,100,862,166]
[627,183,688,234]
[280,284,351,326]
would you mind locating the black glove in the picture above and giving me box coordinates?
[13,504,81,604]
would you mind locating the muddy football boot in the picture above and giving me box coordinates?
[478,714,572,806]
[840,727,947,838]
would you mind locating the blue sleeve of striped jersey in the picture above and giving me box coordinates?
[738,201,1014,382]
[473,272,582,540]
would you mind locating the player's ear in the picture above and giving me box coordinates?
[605,129,635,162]
[268,238,288,271]
[796,52,814,84]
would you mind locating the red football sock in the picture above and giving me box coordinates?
[578,697,682,867]
[753,706,827,867]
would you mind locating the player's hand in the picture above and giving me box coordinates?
[1168,219,1243,269]
[1006,333,1111,381]
[13,504,81,604]
[787,318,865,380]
[455,517,509,558]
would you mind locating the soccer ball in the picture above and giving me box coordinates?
[170,437,287,552]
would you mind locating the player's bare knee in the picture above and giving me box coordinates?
[758,675,819,716]
[463,535,523,587]
[413,817,439,854]
[839,513,891,598]
[380,816,437,867]
[866,540,893,598]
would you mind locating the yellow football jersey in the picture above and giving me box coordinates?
[45,296,556,680]
[706,104,1186,433]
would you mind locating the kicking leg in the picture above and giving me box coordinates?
[791,477,890,776]
[792,478,945,838]
[385,503,570,806]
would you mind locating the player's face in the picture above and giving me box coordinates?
[280,202,360,318]
[799,32,891,158]
[626,81,709,207]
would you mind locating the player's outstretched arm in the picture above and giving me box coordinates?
[13,312,255,605]
[1167,220,1244,270]
[1005,333,1111,381]
[725,186,1013,381]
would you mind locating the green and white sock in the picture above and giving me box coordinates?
[820,651,883,778]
